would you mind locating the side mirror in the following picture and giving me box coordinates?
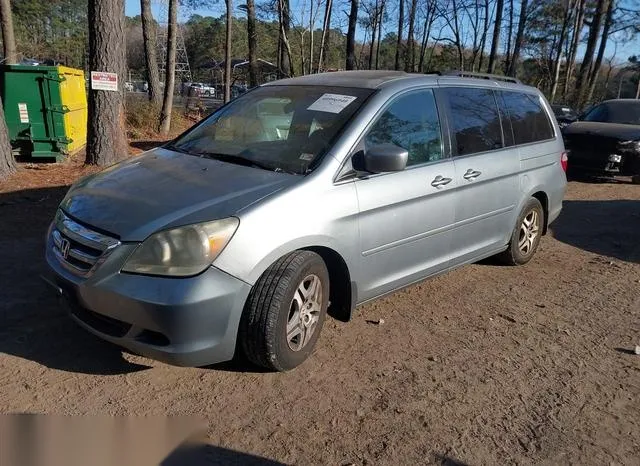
[354,143,408,174]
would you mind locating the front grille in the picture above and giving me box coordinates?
[50,210,120,277]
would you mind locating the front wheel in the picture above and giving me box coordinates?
[239,251,329,371]
[498,198,544,266]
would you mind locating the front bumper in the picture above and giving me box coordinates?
[44,233,252,367]
[566,148,640,176]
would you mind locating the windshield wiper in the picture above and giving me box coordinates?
[196,152,282,172]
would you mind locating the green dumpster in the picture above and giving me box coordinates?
[0,65,88,160]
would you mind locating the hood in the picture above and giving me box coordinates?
[563,121,640,140]
[61,148,299,241]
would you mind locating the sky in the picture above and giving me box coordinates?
[124,0,640,66]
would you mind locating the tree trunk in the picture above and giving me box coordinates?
[477,0,490,72]
[585,0,614,105]
[549,0,573,103]
[0,97,16,180]
[507,0,528,76]
[469,1,481,71]
[404,0,417,72]
[563,0,585,101]
[0,0,17,64]
[158,0,177,136]
[418,1,435,72]
[308,1,314,74]
[317,0,333,72]
[575,0,609,107]
[86,0,127,166]
[346,0,358,70]
[141,0,161,106]
[395,0,404,70]
[504,0,514,73]
[368,7,377,71]
[375,0,384,69]
[451,0,464,70]
[224,0,232,102]
[278,0,294,77]
[358,29,369,69]
[299,29,306,75]
[487,0,503,73]
[247,0,258,87]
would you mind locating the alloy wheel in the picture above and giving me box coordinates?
[518,209,540,255]
[286,274,322,352]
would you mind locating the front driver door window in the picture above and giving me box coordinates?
[365,90,443,166]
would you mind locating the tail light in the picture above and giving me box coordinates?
[560,151,569,172]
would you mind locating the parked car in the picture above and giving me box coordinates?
[44,71,567,371]
[189,82,216,97]
[562,99,640,183]
[551,104,578,129]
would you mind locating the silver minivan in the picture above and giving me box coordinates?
[45,71,567,371]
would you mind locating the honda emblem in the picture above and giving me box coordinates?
[60,238,71,259]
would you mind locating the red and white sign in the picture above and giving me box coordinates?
[90,71,119,91]
[18,103,29,123]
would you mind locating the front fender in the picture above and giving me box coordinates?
[220,234,356,286]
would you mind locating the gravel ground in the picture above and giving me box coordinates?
[1,159,639,465]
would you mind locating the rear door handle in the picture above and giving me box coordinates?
[431,175,452,188]
[463,169,482,180]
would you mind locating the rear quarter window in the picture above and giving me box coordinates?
[501,91,555,145]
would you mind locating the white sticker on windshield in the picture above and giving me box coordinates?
[307,93,357,113]
[299,153,314,161]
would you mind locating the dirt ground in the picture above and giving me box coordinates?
[0,152,639,465]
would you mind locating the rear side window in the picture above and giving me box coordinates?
[501,91,554,144]
[442,87,503,156]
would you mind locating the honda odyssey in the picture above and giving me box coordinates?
[45,71,567,371]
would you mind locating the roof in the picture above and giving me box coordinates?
[264,70,418,89]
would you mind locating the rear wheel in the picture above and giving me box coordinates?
[239,251,329,371]
[498,198,544,266]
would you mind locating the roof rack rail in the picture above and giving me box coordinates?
[440,70,521,84]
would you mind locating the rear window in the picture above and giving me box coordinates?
[501,91,554,144]
[442,87,504,156]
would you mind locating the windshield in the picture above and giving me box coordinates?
[583,101,640,125]
[170,85,374,175]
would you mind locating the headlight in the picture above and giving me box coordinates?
[122,218,239,277]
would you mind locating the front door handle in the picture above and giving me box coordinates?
[431,175,452,188]
[463,169,482,180]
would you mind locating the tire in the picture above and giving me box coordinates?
[497,198,545,266]
[240,251,330,371]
